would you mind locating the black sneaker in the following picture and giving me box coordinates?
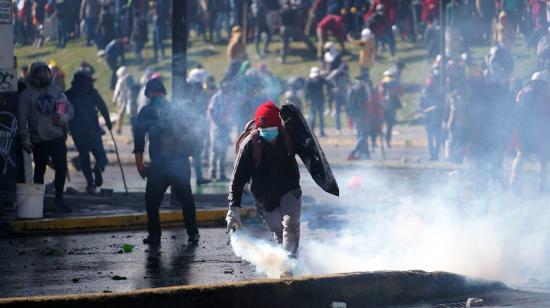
[54,199,72,213]
[86,185,96,194]
[188,234,200,245]
[94,167,103,187]
[143,235,161,245]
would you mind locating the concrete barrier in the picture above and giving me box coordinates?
[9,208,257,233]
[0,270,506,308]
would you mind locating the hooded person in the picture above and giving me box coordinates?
[133,78,200,246]
[66,71,112,193]
[227,101,302,271]
[18,61,74,212]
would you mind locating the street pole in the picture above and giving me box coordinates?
[172,0,188,102]
[439,0,446,100]
[242,0,249,44]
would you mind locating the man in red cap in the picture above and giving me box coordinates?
[227,101,302,262]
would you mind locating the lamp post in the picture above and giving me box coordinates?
[439,0,446,99]
[172,0,188,102]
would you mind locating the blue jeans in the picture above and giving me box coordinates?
[152,26,165,60]
[56,19,67,48]
[85,17,98,47]
[308,101,325,136]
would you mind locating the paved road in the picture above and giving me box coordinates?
[0,227,266,297]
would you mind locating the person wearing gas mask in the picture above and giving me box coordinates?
[18,61,74,212]
[227,102,302,266]
[133,78,200,246]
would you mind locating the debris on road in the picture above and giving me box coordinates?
[466,298,484,307]
[122,244,134,253]
[111,275,127,281]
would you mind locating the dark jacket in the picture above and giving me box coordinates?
[305,77,330,104]
[133,100,196,162]
[347,82,370,119]
[66,82,111,136]
[229,132,300,211]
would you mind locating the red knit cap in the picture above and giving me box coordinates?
[255,101,282,128]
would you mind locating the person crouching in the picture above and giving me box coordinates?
[227,102,302,261]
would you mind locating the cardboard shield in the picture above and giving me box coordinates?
[280,103,339,196]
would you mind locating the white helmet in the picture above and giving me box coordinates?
[323,41,335,51]
[309,66,321,78]
[532,71,547,82]
[361,28,373,41]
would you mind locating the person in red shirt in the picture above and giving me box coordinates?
[421,0,440,24]
[317,14,347,59]
[365,0,397,25]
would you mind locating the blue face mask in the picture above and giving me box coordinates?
[149,97,163,106]
[259,127,279,142]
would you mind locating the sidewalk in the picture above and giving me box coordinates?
[1,192,258,233]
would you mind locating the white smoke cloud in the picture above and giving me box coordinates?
[230,167,550,286]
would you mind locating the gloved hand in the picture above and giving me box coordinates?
[226,207,243,233]
[22,141,34,153]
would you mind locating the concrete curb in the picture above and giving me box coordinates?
[0,270,506,307]
[9,208,256,233]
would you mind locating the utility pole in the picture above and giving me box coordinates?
[172,0,188,102]
[439,0,446,100]
[242,0,248,44]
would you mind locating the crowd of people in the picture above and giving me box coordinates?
[10,0,550,264]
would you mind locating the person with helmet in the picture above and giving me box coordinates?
[133,79,200,245]
[305,66,331,137]
[18,62,74,212]
[66,71,112,194]
[348,28,376,76]
[509,72,550,192]
[379,69,403,147]
[284,76,305,111]
[365,3,396,57]
[99,37,128,90]
[48,59,66,91]
[112,66,138,135]
[347,71,372,160]
[324,42,350,132]
[226,102,302,263]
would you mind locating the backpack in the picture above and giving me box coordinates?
[235,120,294,169]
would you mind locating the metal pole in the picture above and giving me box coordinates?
[242,0,249,44]
[172,0,188,102]
[439,0,446,98]
[109,129,129,195]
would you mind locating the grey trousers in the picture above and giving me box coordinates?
[258,189,302,257]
